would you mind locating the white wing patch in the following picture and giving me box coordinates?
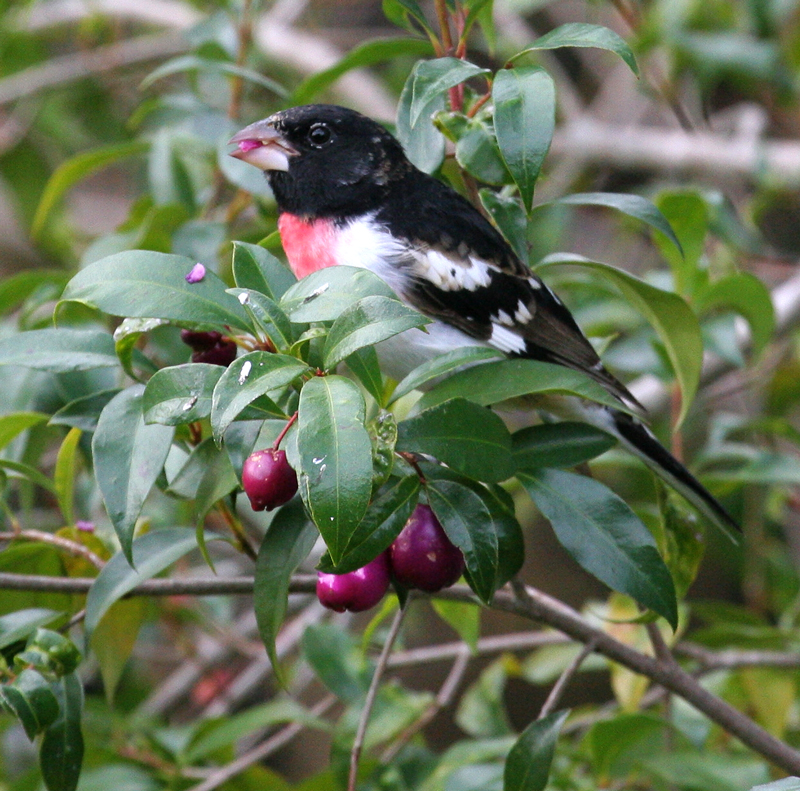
[490,325,527,354]
[417,249,493,292]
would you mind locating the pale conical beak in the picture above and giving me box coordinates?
[228,120,298,172]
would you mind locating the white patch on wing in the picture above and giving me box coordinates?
[515,301,533,323]
[489,325,527,354]
[494,309,513,326]
[417,250,493,292]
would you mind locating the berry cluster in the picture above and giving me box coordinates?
[241,449,464,613]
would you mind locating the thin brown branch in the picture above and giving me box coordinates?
[349,605,407,791]
[538,637,597,720]
[0,530,104,570]
[675,643,800,670]
[382,645,470,763]
[185,694,336,791]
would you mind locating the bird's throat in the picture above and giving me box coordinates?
[278,213,339,279]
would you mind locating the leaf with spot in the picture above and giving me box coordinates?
[296,376,373,563]
[210,353,309,442]
[143,364,223,426]
[60,251,250,330]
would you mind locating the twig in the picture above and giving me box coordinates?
[538,638,597,720]
[381,645,470,763]
[0,530,105,570]
[506,580,800,776]
[185,694,336,791]
[349,605,406,791]
[215,502,257,561]
[675,643,800,670]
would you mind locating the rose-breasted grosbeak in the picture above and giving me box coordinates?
[229,104,738,538]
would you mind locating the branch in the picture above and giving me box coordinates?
[0,530,105,570]
[538,637,597,720]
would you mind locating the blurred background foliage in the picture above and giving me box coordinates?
[2,0,800,789]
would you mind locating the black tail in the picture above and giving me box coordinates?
[610,409,740,542]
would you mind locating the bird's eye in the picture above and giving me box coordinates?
[307,123,333,147]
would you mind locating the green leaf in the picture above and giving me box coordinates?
[416,358,631,414]
[654,191,708,295]
[280,265,397,322]
[50,390,121,432]
[397,63,446,173]
[398,398,514,482]
[0,669,60,739]
[54,428,82,526]
[319,475,420,574]
[210,353,308,442]
[382,0,435,35]
[504,709,569,791]
[538,254,702,427]
[480,190,528,263]
[232,241,297,300]
[39,673,84,791]
[292,38,434,104]
[346,346,385,405]
[112,317,163,382]
[432,599,480,651]
[427,479,498,604]
[409,58,489,126]
[92,386,175,561]
[60,251,250,330]
[0,412,49,452]
[512,22,638,75]
[143,364,223,426]
[493,67,555,212]
[0,270,69,316]
[0,329,118,372]
[253,501,318,686]
[456,118,513,186]
[0,609,63,650]
[296,376,373,562]
[302,624,370,703]
[512,422,616,470]
[323,295,428,369]
[0,459,58,494]
[85,528,221,640]
[420,462,523,588]
[141,54,286,95]
[543,193,683,258]
[517,469,678,628]
[228,288,295,349]
[32,141,148,241]
[90,598,145,704]
[696,273,775,357]
[456,657,512,737]
[389,346,502,405]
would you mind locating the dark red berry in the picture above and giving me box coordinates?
[390,505,464,592]
[316,552,391,613]
[180,329,223,351]
[242,449,298,511]
[191,340,237,367]
[181,330,237,367]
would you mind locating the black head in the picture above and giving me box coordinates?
[230,104,411,218]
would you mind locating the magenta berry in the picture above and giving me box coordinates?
[390,505,465,592]
[242,449,298,511]
[316,552,391,613]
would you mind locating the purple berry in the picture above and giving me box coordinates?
[242,449,298,511]
[390,505,464,592]
[180,329,223,351]
[316,552,391,613]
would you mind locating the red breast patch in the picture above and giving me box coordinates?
[278,213,339,279]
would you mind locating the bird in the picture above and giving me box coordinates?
[229,103,739,539]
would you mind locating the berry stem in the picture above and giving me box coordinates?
[216,500,257,560]
[272,411,298,450]
[348,604,407,791]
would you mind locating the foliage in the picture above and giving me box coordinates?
[0,0,799,790]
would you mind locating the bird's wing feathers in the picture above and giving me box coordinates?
[392,240,641,409]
